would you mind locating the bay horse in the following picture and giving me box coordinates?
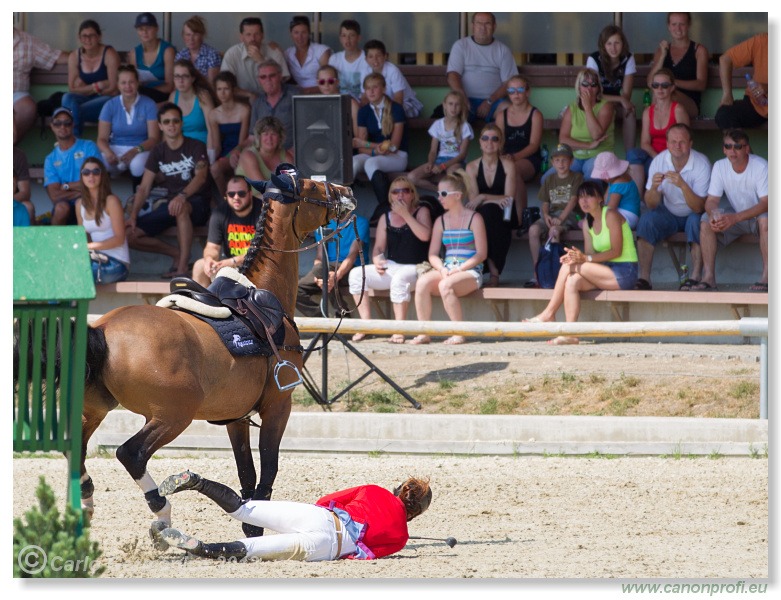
[81,173,355,539]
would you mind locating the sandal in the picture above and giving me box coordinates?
[633,278,652,291]
[523,279,539,289]
[351,333,367,342]
[387,334,405,344]
[691,281,718,291]
[749,282,768,292]
[679,278,700,291]
[443,335,466,345]
[408,335,431,345]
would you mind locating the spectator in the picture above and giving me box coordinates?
[348,177,432,344]
[715,32,768,130]
[352,73,408,223]
[495,74,543,221]
[526,143,583,288]
[647,12,709,118]
[464,123,516,287]
[524,181,638,345]
[236,116,294,193]
[411,172,487,346]
[153,470,432,562]
[697,129,767,292]
[128,13,175,103]
[359,39,423,118]
[296,215,370,318]
[634,123,710,291]
[328,19,368,101]
[208,71,250,197]
[446,12,517,123]
[13,170,31,227]
[175,15,222,84]
[250,60,299,151]
[13,27,68,141]
[628,69,690,194]
[169,59,215,147]
[284,15,331,94]
[408,90,473,193]
[191,177,263,287]
[586,25,637,152]
[97,64,159,188]
[315,65,359,134]
[13,127,35,223]
[62,19,119,137]
[75,156,130,284]
[43,107,101,225]
[592,151,641,229]
[126,103,211,279]
[220,16,289,103]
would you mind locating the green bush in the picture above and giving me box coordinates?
[13,476,105,578]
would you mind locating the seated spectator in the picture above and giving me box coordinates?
[495,74,543,221]
[192,177,264,287]
[169,59,215,147]
[208,72,250,197]
[250,60,299,151]
[126,103,211,279]
[235,117,294,195]
[408,90,473,193]
[75,157,130,284]
[315,65,359,134]
[43,107,101,225]
[13,170,31,227]
[284,15,331,94]
[62,19,119,137]
[524,181,638,345]
[646,12,709,118]
[526,143,583,288]
[715,32,768,130]
[634,123,710,291]
[411,172,487,345]
[296,215,370,318]
[697,129,767,292]
[13,132,35,223]
[592,151,641,229]
[97,64,159,188]
[348,177,432,344]
[128,13,175,103]
[464,124,516,287]
[13,27,67,142]
[445,12,516,123]
[359,40,423,118]
[220,17,289,103]
[328,19,368,101]
[586,25,637,152]
[175,16,222,85]
[627,69,689,194]
[352,73,408,223]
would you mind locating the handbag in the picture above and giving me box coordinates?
[416,261,433,277]
[89,250,110,283]
[535,235,565,289]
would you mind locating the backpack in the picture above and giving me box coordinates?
[535,236,565,289]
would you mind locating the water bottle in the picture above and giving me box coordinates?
[643,88,652,108]
[503,198,512,222]
[540,144,550,173]
[679,264,689,286]
[745,73,768,106]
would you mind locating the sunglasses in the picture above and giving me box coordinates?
[391,188,412,195]
[227,190,249,198]
[507,86,527,94]
[723,143,745,150]
[651,82,673,89]
[52,120,73,127]
[437,190,462,198]
[258,73,279,80]
[580,81,599,88]
[161,118,182,125]
[81,168,102,176]
[318,78,337,86]
[480,135,500,142]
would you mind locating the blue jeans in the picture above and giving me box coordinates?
[62,93,112,137]
[91,255,129,284]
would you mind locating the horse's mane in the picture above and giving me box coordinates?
[238,197,270,277]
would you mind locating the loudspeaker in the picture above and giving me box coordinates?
[293,95,354,185]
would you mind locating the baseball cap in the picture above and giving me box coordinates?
[52,107,73,120]
[135,13,158,28]
[550,143,573,158]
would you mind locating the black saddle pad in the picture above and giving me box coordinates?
[187,312,272,358]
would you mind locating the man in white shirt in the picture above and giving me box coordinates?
[697,129,768,291]
[446,12,517,122]
[635,124,711,290]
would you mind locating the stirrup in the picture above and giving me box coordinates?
[274,359,303,391]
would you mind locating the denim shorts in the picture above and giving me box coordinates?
[606,261,638,290]
[91,255,129,284]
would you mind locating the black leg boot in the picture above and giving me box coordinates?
[159,470,244,513]
[160,528,249,561]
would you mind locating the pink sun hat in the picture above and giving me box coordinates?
[593,151,629,180]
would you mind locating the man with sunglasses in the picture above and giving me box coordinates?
[191,177,263,286]
[43,107,100,225]
[127,103,211,279]
[697,129,767,292]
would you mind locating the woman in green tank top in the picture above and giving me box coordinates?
[523,181,638,345]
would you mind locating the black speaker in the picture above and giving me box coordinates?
[293,95,354,185]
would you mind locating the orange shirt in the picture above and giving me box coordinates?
[726,33,768,117]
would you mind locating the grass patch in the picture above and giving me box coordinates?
[438,379,456,390]
[479,398,498,415]
[730,381,759,400]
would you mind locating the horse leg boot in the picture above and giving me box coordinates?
[160,528,249,561]
[159,470,244,514]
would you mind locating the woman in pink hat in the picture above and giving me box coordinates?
[593,151,641,230]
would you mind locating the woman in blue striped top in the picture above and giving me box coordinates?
[411,171,488,345]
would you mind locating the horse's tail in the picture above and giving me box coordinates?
[85,325,109,386]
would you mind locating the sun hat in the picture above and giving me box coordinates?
[593,151,629,180]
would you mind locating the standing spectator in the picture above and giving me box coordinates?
[359,40,423,118]
[175,15,222,85]
[586,25,637,153]
[328,19,368,101]
[43,107,101,225]
[62,19,119,137]
[634,124,710,291]
[696,130,767,292]
[191,177,264,287]
[284,15,331,94]
[169,59,215,147]
[128,13,175,103]
[220,17,290,103]
[13,127,35,223]
[235,116,294,190]
[250,60,299,151]
[446,12,517,123]
[13,27,67,141]
[208,72,250,197]
[315,65,359,134]
[126,103,211,279]
[647,12,709,118]
[715,33,768,130]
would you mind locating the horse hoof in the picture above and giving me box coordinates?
[149,520,170,551]
[158,470,201,496]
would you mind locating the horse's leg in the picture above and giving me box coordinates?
[253,398,292,501]
[80,387,118,518]
[226,421,258,499]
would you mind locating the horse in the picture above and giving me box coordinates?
[80,173,355,540]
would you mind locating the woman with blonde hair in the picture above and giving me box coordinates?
[236,116,295,191]
[175,15,222,84]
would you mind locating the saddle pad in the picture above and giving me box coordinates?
[186,312,273,358]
